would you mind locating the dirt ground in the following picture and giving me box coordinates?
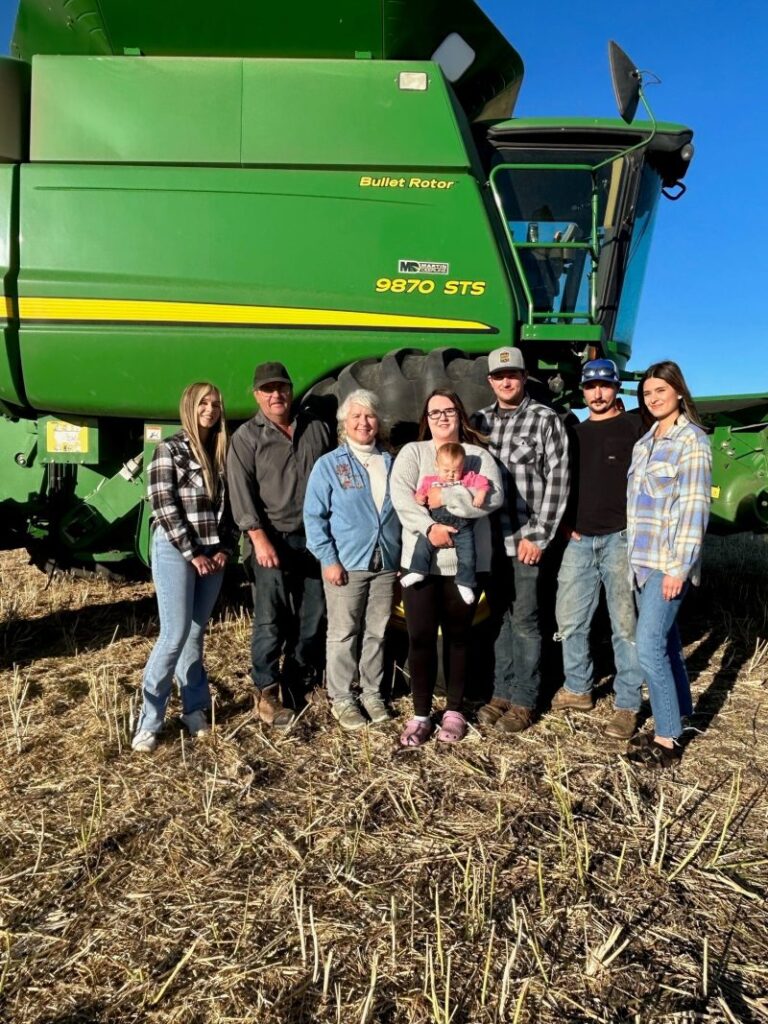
[0,536,766,1023]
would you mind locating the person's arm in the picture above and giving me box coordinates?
[414,476,431,506]
[665,433,712,580]
[147,443,198,561]
[441,450,502,519]
[391,445,456,547]
[212,489,240,569]
[304,460,341,568]
[227,425,281,567]
[524,415,570,550]
[227,426,266,532]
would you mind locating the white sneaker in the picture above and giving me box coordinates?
[131,729,158,753]
[361,694,391,724]
[400,572,425,588]
[457,584,475,605]
[180,710,211,737]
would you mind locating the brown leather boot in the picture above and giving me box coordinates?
[256,685,295,729]
[550,686,594,712]
[495,704,534,735]
[476,698,511,727]
[604,709,638,740]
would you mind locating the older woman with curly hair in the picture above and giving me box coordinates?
[304,389,401,732]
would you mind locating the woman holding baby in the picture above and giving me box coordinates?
[390,389,502,746]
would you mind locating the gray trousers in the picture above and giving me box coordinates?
[322,569,396,704]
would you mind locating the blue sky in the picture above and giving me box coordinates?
[3,1,766,399]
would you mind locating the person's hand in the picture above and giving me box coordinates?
[472,488,488,508]
[211,551,229,572]
[191,554,216,576]
[428,523,457,548]
[517,538,543,566]
[249,530,280,569]
[560,524,581,542]
[426,486,444,509]
[323,563,347,587]
[414,491,428,506]
[662,573,684,601]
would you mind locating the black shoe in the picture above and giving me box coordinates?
[625,739,682,769]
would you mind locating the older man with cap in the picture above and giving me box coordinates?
[228,361,331,726]
[472,346,569,734]
[551,358,645,739]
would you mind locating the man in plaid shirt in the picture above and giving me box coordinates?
[472,346,570,734]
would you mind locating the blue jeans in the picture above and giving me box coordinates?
[635,570,692,738]
[487,556,541,708]
[137,530,224,733]
[555,531,643,710]
[247,530,325,690]
[410,509,477,588]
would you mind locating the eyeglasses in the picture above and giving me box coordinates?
[427,407,458,422]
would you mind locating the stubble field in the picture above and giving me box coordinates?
[0,537,766,1024]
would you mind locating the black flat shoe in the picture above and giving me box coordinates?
[627,731,654,750]
[625,739,682,769]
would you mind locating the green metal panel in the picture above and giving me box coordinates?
[31,56,243,164]
[0,165,26,411]
[18,163,514,419]
[710,424,768,532]
[30,56,468,169]
[240,61,467,168]
[12,1,523,122]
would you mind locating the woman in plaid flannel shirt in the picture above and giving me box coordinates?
[132,382,237,753]
[626,361,711,768]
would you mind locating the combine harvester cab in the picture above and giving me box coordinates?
[0,0,764,573]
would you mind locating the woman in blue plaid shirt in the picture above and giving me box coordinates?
[132,382,237,753]
[626,361,711,768]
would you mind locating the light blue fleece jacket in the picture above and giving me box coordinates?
[304,445,401,571]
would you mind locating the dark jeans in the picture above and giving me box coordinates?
[410,509,477,588]
[247,531,325,692]
[402,575,476,716]
[486,555,541,709]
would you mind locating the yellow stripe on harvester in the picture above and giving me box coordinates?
[18,297,494,333]
[2,296,17,318]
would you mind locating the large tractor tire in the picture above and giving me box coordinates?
[304,347,495,445]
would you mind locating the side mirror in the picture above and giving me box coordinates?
[608,41,641,124]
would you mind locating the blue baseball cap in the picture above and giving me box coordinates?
[581,358,620,386]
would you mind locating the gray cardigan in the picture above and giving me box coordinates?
[390,440,503,574]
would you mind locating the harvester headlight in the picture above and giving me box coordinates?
[398,72,429,91]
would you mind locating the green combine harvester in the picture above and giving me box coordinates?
[1,0,766,574]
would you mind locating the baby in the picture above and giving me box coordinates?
[401,442,489,604]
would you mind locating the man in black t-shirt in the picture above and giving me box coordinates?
[551,359,645,739]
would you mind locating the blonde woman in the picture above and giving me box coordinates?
[132,382,237,753]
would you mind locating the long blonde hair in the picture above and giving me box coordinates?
[179,382,228,501]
